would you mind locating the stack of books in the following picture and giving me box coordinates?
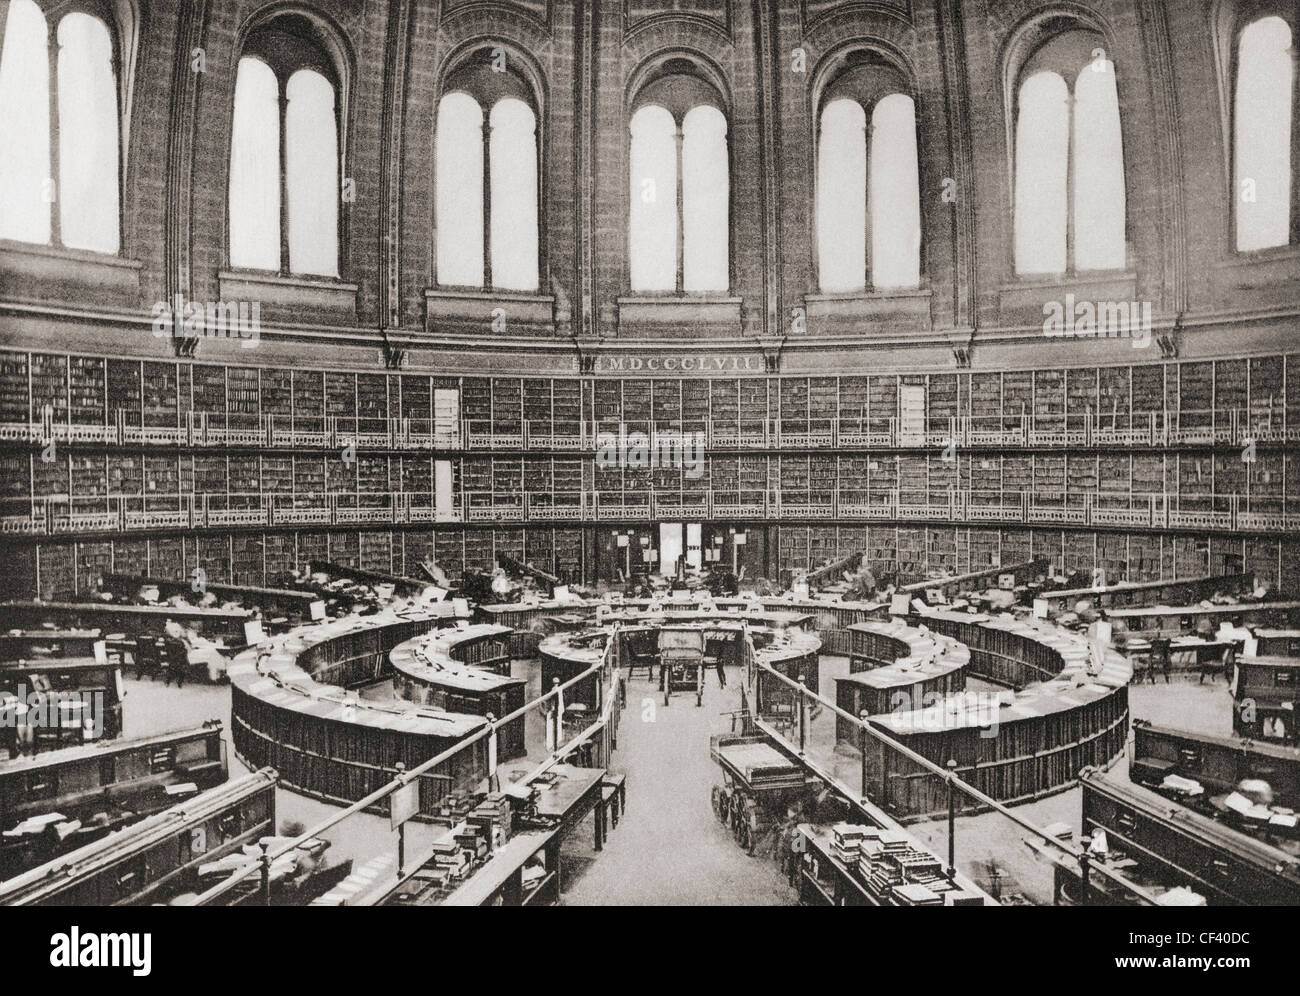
[454,823,491,861]
[468,792,513,847]
[857,830,912,892]
[428,841,472,885]
[892,883,943,906]
[830,823,869,864]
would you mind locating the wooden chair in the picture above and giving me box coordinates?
[133,635,161,680]
[1201,646,1234,684]
[1149,637,1172,684]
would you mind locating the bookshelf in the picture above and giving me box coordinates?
[192,365,226,428]
[491,378,521,435]
[225,366,258,428]
[553,379,582,437]
[526,527,554,575]
[231,534,264,585]
[360,531,393,573]
[464,530,493,571]
[326,372,356,427]
[357,374,387,435]
[0,354,28,425]
[293,370,325,433]
[68,356,105,427]
[328,530,359,565]
[261,367,293,419]
[30,353,67,425]
[555,529,582,582]
[524,377,552,436]
[142,361,179,429]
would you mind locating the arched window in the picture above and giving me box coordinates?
[815,57,920,292]
[434,54,540,292]
[229,16,342,277]
[1012,31,1126,275]
[0,0,121,253]
[1234,15,1294,251]
[628,67,730,293]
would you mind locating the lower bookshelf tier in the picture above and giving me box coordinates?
[8,525,1297,603]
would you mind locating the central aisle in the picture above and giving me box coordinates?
[559,667,798,906]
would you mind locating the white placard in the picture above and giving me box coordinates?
[309,600,327,621]
[390,780,420,830]
[243,620,266,645]
[1033,598,1049,619]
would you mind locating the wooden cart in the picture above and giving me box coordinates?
[710,733,817,855]
[659,627,705,706]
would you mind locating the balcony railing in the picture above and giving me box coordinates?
[3,489,1295,536]
[4,408,1292,454]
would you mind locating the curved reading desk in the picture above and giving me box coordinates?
[388,623,528,759]
[861,608,1132,817]
[229,605,489,818]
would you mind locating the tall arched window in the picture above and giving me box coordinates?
[0,0,121,253]
[628,67,730,293]
[229,16,343,277]
[1234,15,1294,251]
[815,56,921,293]
[1012,31,1126,275]
[434,54,540,292]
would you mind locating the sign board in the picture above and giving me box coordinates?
[243,620,266,646]
[1033,598,1049,620]
[309,600,327,621]
[890,593,912,617]
[997,573,1016,591]
[390,779,420,830]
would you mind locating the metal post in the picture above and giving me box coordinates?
[859,710,870,801]
[395,762,407,878]
[946,759,958,878]
[1079,834,1092,906]
[259,841,272,907]
[797,677,807,754]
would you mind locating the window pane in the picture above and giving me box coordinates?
[817,99,866,293]
[682,104,728,293]
[1235,16,1293,251]
[57,13,119,253]
[286,69,338,276]
[1014,71,1069,275]
[436,92,484,287]
[870,93,921,289]
[1073,60,1126,270]
[0,0,51,244]
[629,105,677,291]
[490,98,538,291]
[229,57,281,270]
